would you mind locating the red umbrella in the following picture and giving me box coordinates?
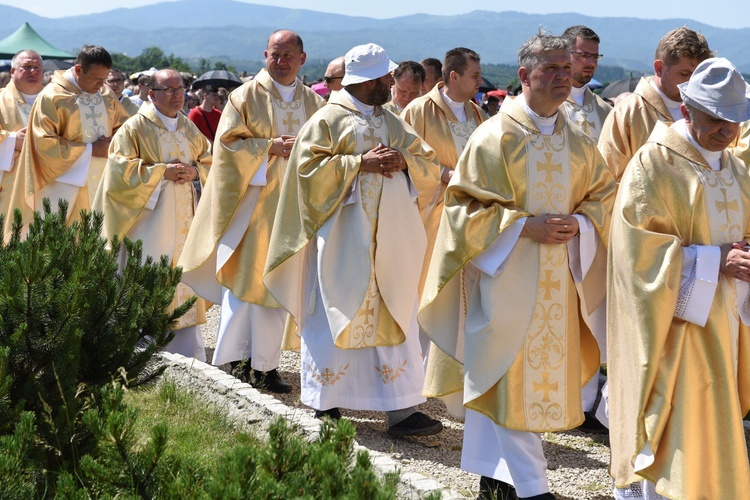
[487,89,508,98]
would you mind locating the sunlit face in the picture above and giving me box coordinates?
[450,59,483,102]
[655,56,699,101]
[391,75,422,109]
[75,63,110,94]
[10,52,43,95]
[264,31,306,86]
[105,70,124,97]
[569,37,600,87]
[683,104,740,152]
[525,49,572,108]
[370,73,394,106]
[149,71,185,118]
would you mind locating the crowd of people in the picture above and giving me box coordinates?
[0,23,749,500]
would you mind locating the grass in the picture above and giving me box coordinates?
[124,379,258,468]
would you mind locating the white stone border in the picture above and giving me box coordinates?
[157,352,466,499]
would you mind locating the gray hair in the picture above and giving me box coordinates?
[517,30,569,70]
[11,49,42,69]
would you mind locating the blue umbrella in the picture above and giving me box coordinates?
[587,78,603,90]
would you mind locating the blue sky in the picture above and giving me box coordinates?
[4,0,748,29]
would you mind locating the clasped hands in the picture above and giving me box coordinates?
[721,241,750,283]
[521,214,580,244]
[360,143,406,178]
[164,161,198,183]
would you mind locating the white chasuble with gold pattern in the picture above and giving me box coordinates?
[300,106,427,412]
[564,99,603,141]
[77,92,110,206]
[449,118,478,160]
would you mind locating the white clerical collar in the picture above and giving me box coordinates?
[19,91,39,105]
[272,78,297,103]
[341,88,375,116]
[650,80,683,121]
[153,105,179,133]
[570,85,586,106]
[64,68,84,92]
[520,94,557,135]
[440,87,467,122]
[672,119,722,171]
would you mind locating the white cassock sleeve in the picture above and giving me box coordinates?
[249,156,268,186]
[675,245,722,326]
[55,143,92,187]
[0,132,16,173]
[471,218,526,277]
[567,214,596,282]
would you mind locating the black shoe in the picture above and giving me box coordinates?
[387,411,443,437]
[252,368,292,394]
[478,475,517,500]
[576,411,608,434]
[229,359,252,382]
[521,493,555,500]
[314,408,342,420]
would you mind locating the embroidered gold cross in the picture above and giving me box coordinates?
[537,152,562,183]
[86,105,103,123]
[576,115,595,136]
[716,188,739,224]
[320,368,335,384]
[283,112,300,133]
[363,128,380,149]
[540,269,560,300]
[379,364,393,380]
[533,371,558,403]
[358,299,375,324]
[167,139,184,163]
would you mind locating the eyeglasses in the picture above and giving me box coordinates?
[570,51,604,62]
[151,86,186,96]
[324,76,344,83]
[106,78,124,84]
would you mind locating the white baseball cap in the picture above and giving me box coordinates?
[341,43,398,86]
[677,57,750,123]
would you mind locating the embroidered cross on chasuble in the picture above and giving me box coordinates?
[77,92,110,204]
[448,118,479,159]
[332,111,406,350]
[566,99,603,140]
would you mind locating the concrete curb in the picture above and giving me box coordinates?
[157,351,466,499]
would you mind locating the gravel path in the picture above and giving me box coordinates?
[200,305,748,499]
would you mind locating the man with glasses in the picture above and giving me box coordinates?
[179,30,325,393]
[7,45,127,233]
[323,56,345,93]
[94,68,211,361]
[0,49,43,240]
[561,26,611,142]
[383,61,425,114]
[106,69,140,116]
[598,27,712,182]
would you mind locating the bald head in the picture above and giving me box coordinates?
[149,68,185,118]
[324,56,345,91]
[265,29,306,85]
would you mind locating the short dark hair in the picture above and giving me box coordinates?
[138,74,151,86]
[442,48,480,82]
[393,61,426,84]
[75,45,112,72]
[562,25,600,45]
[267,29,304,52]
[421,58,442,76]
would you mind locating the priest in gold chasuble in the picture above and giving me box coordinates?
[609,59,750,500]
[598,28,712,184]
[6,46,127,233]
[0,50,43,240]
[177,30,325,393]
[264,43,444,436]
[402,47,487,418]
[419,33,614,499]
[93,69,211,361]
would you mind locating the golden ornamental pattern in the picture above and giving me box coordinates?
[308,363,350,386]
[376,360,408,384]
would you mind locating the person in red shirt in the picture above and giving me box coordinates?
[188,86,222,141]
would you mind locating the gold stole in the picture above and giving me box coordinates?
[17,101,31,126]
[469,129,582,431]
[697,163,742,366]
[274,97,306,136]
[565,97,603,140]
[77,92,110,206]
[155,126,204,330]
[334,111,404,349]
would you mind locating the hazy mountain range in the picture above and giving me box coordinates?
[2,0,750,72]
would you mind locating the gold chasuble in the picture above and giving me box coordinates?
[264,90,440,350]
[120,95,141,117]
[730,119,750,167]
[419,97,615,431]
[93,104,211,329]
[402,82,487,400]
[598,77,674,182]
[177,69,325,306]
[608,123,750,499]
[562,86,611,141]
[6,71,127,230]
[0,81,33,234]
